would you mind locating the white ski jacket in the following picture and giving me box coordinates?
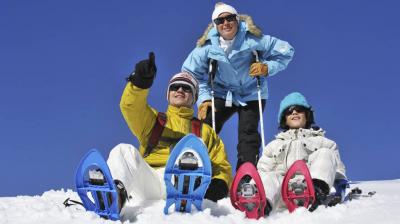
[257,128,346,180]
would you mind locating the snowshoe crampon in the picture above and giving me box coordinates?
[281,160,315,212]
[164,134,212,214]
[75,149,120,220]
[230,162,266,219]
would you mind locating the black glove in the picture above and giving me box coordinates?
[127,52,157,89]
[204,178,228,202]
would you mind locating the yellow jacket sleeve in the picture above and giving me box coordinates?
[120,83,157,148]
[202,124,232,188]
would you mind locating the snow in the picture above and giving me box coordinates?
[1,180,400,224]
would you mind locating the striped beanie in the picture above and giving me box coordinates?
[166,72,199,106]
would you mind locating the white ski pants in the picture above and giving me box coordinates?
[106,143,166,201]
[261,147,338,210]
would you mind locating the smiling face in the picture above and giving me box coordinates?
[215,12,238,40]
[168,85,194,108]
[285,109,307,129]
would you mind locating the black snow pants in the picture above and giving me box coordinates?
[203,97,266,171]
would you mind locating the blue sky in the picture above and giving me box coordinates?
[1,0,399,196]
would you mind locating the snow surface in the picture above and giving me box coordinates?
[1,179,399,224]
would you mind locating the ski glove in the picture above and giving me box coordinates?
[127,52,157,89]
[204,178,228,202]
[198,100,215,120]
[249,62,268,77]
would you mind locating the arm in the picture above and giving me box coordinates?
[260,35,295,77]
[257,141,279,175]
[182,47,212,107]
[120,84,157,145]
[120,53,158,147]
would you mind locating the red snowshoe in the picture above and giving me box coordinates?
[281,160,315,212]
[230,162,267,219]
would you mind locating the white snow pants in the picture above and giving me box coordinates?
[261,147,338,210]
[106,143,166,201]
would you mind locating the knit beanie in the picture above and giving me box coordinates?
[278,92,311,123]
[212,2,239,26]
[166,72,199,106]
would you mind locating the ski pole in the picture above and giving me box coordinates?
[208,59,217,131]
[252,50,266,150]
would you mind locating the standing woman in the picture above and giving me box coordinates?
[182,2,294,169]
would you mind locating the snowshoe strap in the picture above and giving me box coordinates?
[63,197,84,207]
[144,112,202,157]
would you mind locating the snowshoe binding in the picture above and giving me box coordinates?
[281,160,315,212]
[230,162,267,219]
[164,134,212,214]
[75,149,126,220]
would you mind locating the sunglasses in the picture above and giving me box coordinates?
[284,105,308,116]
[169,84,192,93]
[213,14,237,25]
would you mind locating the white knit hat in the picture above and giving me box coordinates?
[212,2,239,26]
[166,72,199,106]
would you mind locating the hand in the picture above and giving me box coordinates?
[134,52,157,78]
[204,178,228,202]
[127,52,157,89]
[198,101,214,120]
[249,62,268,77]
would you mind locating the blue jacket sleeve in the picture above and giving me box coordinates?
[260,35,295,76]
[182,47,212,107]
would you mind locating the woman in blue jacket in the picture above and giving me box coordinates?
[182,2,294,169]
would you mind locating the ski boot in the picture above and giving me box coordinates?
[308,179,329,211]
[87,170,128,213]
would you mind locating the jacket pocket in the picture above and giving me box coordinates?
[272,143,287,164]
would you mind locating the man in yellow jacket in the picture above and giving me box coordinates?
[106,52,232,213]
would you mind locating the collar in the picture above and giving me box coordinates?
[166,105,194,119]
[277,128,325,140]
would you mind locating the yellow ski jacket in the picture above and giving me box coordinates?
[120,83,232,186]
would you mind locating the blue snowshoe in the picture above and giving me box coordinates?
[164,134,212,214]
[75,149,127,220]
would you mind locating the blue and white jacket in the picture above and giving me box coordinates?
[182,15,295,107]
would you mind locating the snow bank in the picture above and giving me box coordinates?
[1,180,399,224]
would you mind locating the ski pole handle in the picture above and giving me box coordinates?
[252,50,259,63]
[208,59,216,131]
[252,50,261,86]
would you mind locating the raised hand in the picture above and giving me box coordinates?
[135,52,157,78]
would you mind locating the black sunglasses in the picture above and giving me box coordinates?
[169,84,192,93]
[213,14,237,25]
[284,105,308,116]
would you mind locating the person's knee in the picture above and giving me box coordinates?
[109,143,138,159]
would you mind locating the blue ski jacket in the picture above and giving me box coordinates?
[182,15,295,107]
